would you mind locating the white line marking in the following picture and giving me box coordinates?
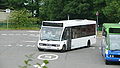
[19,45,23,47]
[90,47,95,49]
[1,34,7,35]
[26,45,36,47]
[30,34,35,36]
[30,34,39,37]
[25,41,36,43]
[37,54,59,60]
[26,45,32,47]
[8,45,12,46]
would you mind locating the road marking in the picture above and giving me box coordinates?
[30,34,39,37]
[8,45,12,46]
[26,45,33,47]
[90,47,95,49]
[0,44,36,47]
[30,34,35,36]
[26,45,36,47]
[25,41,36,43]
[1,34,7,35]
[37,54,59,60]
[19,45,23,47]
[1,33,38,37]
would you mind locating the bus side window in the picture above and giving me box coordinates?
[71,26,81,39]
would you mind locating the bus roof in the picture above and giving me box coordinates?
[43,19,96,27]
[103,23,120,28]
[103,23,120,34]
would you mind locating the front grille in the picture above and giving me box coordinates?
[114,55,120,58]
[43,44,52,46]
[109,55,120,58]
[39,43,57,47]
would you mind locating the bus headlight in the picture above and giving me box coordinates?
[39,43,43,46]
[109,55,114,57]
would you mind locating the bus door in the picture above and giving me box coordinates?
[102,27,107,56]
[67,28,72,50]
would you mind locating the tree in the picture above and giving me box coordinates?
[102,0,120,23]
[63,0,93,19]
[93,0,107,25]
[0,0,8,9]
[2,0,120,24]
[9,9,39,28]
[40,0,66,20]
[7,0,25,9]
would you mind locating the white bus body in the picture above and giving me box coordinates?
[37,19,96,52]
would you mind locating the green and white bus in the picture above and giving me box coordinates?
[101,23,120,64]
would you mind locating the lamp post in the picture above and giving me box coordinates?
[96,11,99,30]
[6,9,10,29]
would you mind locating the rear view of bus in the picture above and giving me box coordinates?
[101,23,120,64]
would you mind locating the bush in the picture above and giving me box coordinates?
[9,9,39,29]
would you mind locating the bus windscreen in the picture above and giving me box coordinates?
[109,28,120,33]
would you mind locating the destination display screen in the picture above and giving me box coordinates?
[109,28,120,33]
[43,22,63,27]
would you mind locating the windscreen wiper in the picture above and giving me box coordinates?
[112,49,120,51]
[41,39,49,41]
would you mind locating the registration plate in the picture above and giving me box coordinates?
[47,46,51,49]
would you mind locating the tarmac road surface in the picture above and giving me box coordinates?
[0,30,119,68]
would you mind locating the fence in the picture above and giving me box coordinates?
[0,22,40,30]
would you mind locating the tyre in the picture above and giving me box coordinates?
[37,47,43,51]
[105,60,110,65]
[87,40,91,47]
[61,45,66,53]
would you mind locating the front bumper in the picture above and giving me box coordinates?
[37,46,62,50]
[105,54,120,62]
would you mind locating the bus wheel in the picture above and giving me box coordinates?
[38,47,43,51]
[87,40,91,47]
[61,45,66,53]
[105,60,110,65]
